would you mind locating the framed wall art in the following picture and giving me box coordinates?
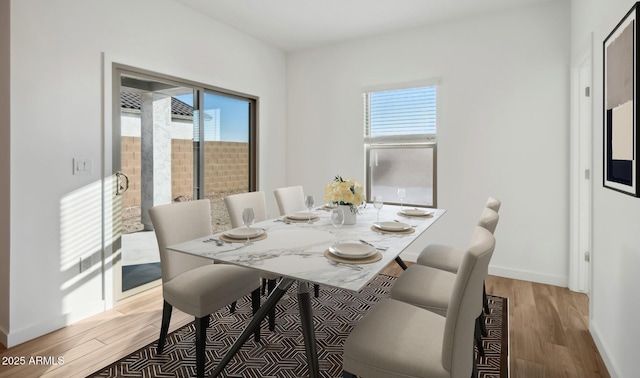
[603,2,640,197]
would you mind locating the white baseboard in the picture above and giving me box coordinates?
[0,325,7,348]
[3,301,105,348]
[589,321,618,378]
[487,265,568,287]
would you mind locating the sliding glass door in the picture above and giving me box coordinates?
[111,64,257,300]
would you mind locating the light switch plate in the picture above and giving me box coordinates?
[73,158,92,175]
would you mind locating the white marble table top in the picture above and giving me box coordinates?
[168,205,445,292]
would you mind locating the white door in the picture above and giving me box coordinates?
[570,46,593,293]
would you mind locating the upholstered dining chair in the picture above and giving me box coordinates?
[416,204,500,271]
[343,226,496,378]
[225,191,269,228]
[416,198,500,317]
[224,190,281,330]
[273,185,306,215]
[389,209,498,362]
[485,196,502,212]
[149,199,262,378]
[273,185,322,298]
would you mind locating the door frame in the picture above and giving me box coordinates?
[569,36,593,294]
[101,55,259,306]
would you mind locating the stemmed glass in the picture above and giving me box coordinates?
[242,208,255,245]
[373,196,384,224]
[305,195,315,223]
[397,188,406,211]
[330,206,345,244]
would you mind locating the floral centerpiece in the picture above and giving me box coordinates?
[324,175,365,215]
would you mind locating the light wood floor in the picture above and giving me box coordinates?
[0,263,610,378]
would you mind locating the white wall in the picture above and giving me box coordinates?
[3,0,287,347]
[287,1,571,285]
[0,0,11,348]
[572,1,640,377]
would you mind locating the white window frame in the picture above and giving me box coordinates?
[364,79,439,207]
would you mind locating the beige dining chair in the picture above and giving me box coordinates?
[149,199,262,378]
[224,190,282,330]
[389,208,498,360]
[225,191,269,228]
[416,197,500,318]
[416,204,500,271]
[343,226,495,378]
[272,185,322,296]
[273,185,306,215]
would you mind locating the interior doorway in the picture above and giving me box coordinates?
[570,41,593,294]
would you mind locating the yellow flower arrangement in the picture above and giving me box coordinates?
[324,175,365,213]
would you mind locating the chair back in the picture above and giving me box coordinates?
[441,226,495,378]
[224,191,268,228]
[273,185,305,215]
[477,207,499,234]
[149,199,214,284]
[485,196,501,212]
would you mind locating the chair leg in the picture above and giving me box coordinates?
[251,288,261,342]
[475,316,485,357]
[394,256,408,270]
[343,371,356,378]
[195,316,209,378]
[229,301,237,313]
[472,348,479,378]
[267,279,277,331]
[261,277,268,295]
[157,300,173,354]
[479,311,488,337]
[314,284,320,298]
[483,283,490,314]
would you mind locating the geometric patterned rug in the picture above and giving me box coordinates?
[88,275,508,378]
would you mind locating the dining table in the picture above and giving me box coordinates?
[168,203,445,377]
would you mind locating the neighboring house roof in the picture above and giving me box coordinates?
[120,91,193,116]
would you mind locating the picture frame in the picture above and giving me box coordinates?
[603,2,640,196]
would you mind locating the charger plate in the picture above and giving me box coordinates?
[220,231,268,243]
[329,242,377,259]
[370,225,415,235]
[284,216,320,223]
[397,208,434,218]
[324,250,382,264]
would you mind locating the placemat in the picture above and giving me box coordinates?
[324,249,382,264]
[220,232,268,243]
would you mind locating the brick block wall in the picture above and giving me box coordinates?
[120,138,248,208]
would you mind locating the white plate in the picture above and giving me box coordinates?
[400,208,434,217]
[287,211,316,220]
[329,242,377,259]
[223,227,264,239]
[373,221,411,231]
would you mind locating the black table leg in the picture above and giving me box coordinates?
[298,282,320,378]
[209,278,294,377]
[395,256,408,270]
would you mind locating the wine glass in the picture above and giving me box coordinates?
[304,195,315,223]
[242,208,255,245]
[397,188,406,210]
[373,196,384,224]
[330,206,345,244]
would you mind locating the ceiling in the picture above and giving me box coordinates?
[172,0,557,52]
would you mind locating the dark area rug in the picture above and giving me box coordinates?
[89,274,508,378]
[121,262,161,292]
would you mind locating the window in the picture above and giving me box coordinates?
[364,82,437,207]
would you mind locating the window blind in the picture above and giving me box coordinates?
[364,86,436,142]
